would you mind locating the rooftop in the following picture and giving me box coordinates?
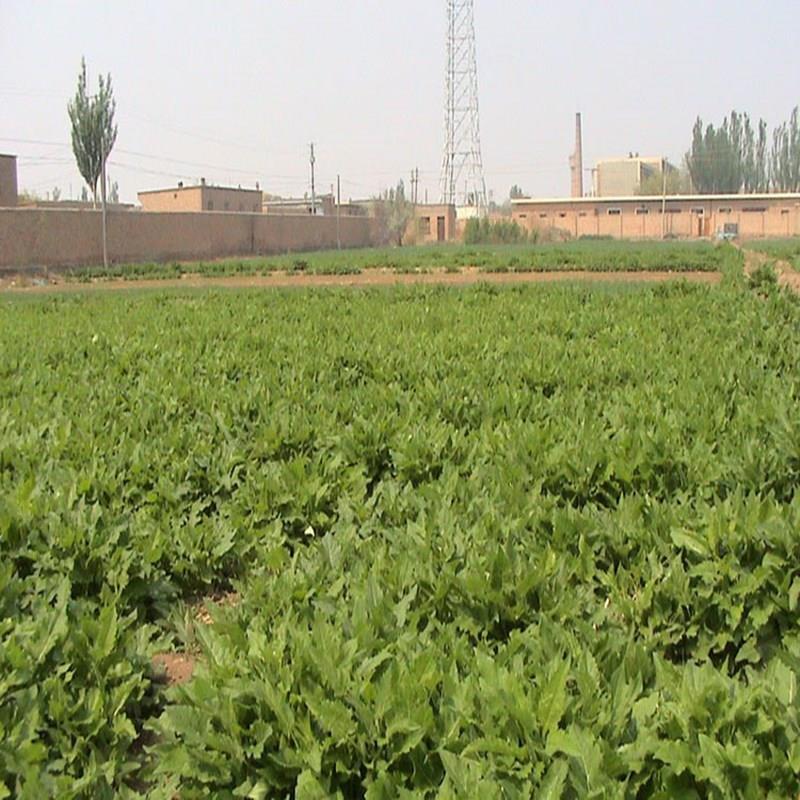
[512,193,800,205]
[138,183,261,196]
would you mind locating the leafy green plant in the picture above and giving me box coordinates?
[1,278,800,796]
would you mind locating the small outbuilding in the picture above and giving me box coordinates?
[138,180,262,213]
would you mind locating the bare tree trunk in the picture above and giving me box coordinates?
[101,154,108,269]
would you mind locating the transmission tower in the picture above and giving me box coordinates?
[440,0,487,212]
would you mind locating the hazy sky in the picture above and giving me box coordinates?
[2,1,799,204]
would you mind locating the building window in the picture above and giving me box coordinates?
[519,214,527,220]
[559,212,567,218]
[207,200,214,211]
[578,212,587,217]
[719,207,732,214]
[607,208,622,216]
[691,208,705,216]
[418,216,431,235]
[635,208,649,215]
[539,213,548,219]
[173,193,178,199]
[781,209,790,215]
[743,207,767,213]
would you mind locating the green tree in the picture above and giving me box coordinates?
[686,111,771,194]
[374,181,414,246]
[637,167,691,196]
[509,185,526,200]
[68,58,117,208]
[770,107,800,192]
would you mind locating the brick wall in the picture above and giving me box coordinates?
[0,208,379,269]
[512,196,800,241]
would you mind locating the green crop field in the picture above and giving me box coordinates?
[2,272,800,797]
[63,239,731,282]
[745,238,800,271]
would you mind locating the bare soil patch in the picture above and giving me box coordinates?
[152,652,196,687]
[0,267,722,294]
[742,248,800,291]
[151,592,240,688]
[190,590,240,625]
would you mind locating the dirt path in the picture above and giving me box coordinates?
[0,267,722,294]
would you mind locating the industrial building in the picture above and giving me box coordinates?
[593,156,675,197]
[0,154,18,207]
[511,194,800,240]
[138,180,262,213]
[263,194,336,216]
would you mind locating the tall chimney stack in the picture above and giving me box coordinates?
[570,112,584,198]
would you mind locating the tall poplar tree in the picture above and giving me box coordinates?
[68,58,117,208]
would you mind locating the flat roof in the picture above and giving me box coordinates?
[0,153,16,159]
[595,156,664,165]
[512,193,800,205]
[138,184,261,196]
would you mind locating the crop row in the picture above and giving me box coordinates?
[1,275,799,796]
[63,240,732,282]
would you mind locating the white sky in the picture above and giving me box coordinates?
[2,0,799,204]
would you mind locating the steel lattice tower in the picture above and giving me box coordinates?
[440,0,487,211]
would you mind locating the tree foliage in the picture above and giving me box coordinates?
[686,108,800,194]
[463,217,530,245]
[68,58,118,207]
[373,181,414,246]
[685,111,770,194]
[770,107,800,192]
[636,168,692,196]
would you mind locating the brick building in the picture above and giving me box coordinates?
[138,180,262,213]
[511,194,800,241]
[411,204,457,243]
[0,154,18,207]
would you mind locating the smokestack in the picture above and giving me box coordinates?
[570,113,584,198]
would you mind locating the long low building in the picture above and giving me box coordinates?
[511,194,800,240]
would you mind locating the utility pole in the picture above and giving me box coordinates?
[410,168,420,206]
[661,157,667,240]
[309,142,316,215]
[101,140,108,269]
[336,174,341,250]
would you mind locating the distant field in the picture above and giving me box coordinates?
[64,240,735,282]
[744,238,800,270]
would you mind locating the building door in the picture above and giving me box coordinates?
[437,216,446,242]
